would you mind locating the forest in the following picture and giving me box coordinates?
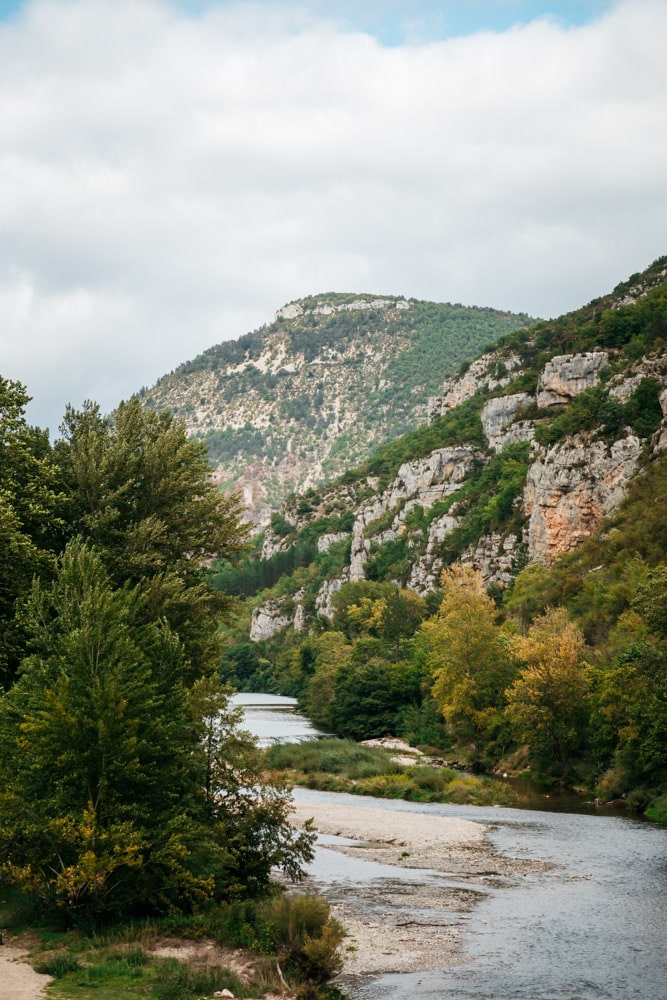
[215,262,667,823]
[0,380,344,999]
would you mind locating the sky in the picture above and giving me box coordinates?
[1,0,666,434]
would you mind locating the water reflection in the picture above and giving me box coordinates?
[230,692,323,746]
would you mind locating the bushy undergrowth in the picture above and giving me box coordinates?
[267,740,516,806]
[151,959,244,1000]
[267,738,402,779]
[19,891,346,1000]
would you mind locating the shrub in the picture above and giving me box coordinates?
[151,958,244,1000]
[34,954,81,977]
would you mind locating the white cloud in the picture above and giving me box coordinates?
[1,0,666,432]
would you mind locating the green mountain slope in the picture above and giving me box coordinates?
[143,293,534,521]
[212,257,667,809]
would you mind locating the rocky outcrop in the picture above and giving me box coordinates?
[480,392,534,452]
[249,601,293,641]
[427,352,523,421]
[317,532,349,553]
[349,447,475,581]
[537,352,608,409]
[315,572,350,620]
[461,533,520,587]
[275,297,410,321]
[407,512,460,594]
[523,433,643,563]
[607,354,667,403]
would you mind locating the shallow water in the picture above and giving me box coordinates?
[235,694,667,1000]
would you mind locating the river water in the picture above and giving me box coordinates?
[231,693,667,1000]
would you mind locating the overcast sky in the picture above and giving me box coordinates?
[1,0,666,434]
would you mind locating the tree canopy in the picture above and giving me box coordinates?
[0,384,313,924]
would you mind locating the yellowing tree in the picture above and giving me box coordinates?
[506,607,591,780]
[423,566,515,755]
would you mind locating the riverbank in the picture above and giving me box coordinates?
[289,797,548,977]
[267,738,517,807]
[0,943,51,1000]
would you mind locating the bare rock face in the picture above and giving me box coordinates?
[317,532,349,553]
[480,392,534,452]
[607,354,667,403]
[537,352,608,409]
[461,533,519,587]
[349,447,474,581]
[315,572,350,620]
[523,433,642,563]
[427,352,522,421]
[407,512,460,594]
[249,601,293,641]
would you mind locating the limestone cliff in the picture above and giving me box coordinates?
[216,256,667,640]
[144,293,533,525]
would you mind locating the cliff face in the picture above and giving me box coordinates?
[242,258,667,637]
[143,294,534,524]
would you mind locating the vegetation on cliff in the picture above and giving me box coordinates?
[144,293,534,515]
[216,259,667,814]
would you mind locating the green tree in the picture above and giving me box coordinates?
[0,542,311,921]
[327,646,420,740]
[423,567,515,755]
[54,398,249,680]
[506,608,591,781]
[0,377,64,687]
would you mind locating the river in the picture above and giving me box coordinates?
[231,693,667,1000]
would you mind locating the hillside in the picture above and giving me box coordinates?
[143,293,534,522]
[212,257,667,809]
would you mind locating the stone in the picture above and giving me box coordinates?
[249,601,292,641]
[427,351,523,421]
[536,352,608,409]
[523,432,642,563]
[480,392,534,451]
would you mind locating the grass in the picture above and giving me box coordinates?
[0,890,348,1000]
[645,792,667,824]
[266,739,517,807]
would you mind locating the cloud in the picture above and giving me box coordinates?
[1,0,666,432]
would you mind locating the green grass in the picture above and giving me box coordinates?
[1,891,347,1000]
[267,739,517,806]
[645,793,667,824]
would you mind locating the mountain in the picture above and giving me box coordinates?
[212,255,667,640]
[143,293,535,523]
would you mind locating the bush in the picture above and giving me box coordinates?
[151,958,244,1000]
[34,954,81,977]
[264,893,344,982]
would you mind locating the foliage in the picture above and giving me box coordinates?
[267,739,403,779]
[54,397,249,681]
[0,543,313,922]
[506,609,591,781]
[268,739,516,806]
[423,567,516,760]
[0,377,65,687]
[534,379,663,447]
[150,958,244,1000]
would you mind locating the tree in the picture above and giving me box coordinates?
[0,377,64,687]
[54,397,249,680]
[327,645,421,741]
[592,570,667,794]
[0,542,312,921]
[189,675,314,896]
[506,608,591,781]
[423,567,515,754]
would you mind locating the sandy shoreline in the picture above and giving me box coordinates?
[289,798,546,977]
[0,946,51,1000]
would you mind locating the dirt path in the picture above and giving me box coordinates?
[0,946,51,1000]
